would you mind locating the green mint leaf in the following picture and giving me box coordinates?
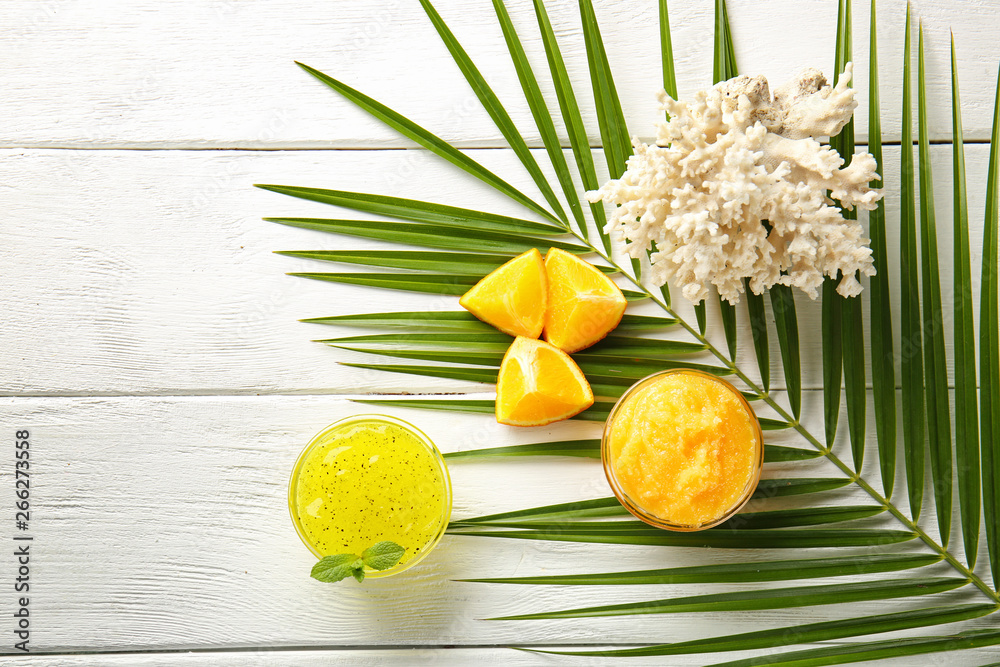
[362,540,406,571]
[352,567,366,583]
[310,553,360,583]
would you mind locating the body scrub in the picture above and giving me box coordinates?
[602,370,763,531]
[289,415,452,577]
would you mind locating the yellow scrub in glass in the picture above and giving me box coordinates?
[289,415,451,577]
[602,370,762,531]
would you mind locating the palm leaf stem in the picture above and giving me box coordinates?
[552,208,1000,607]
[324,174,999,606]
[289,0,1000,613]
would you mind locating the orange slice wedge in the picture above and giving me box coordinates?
[459,249,546,339]
[543,247,627,353]
[495,336,594,426]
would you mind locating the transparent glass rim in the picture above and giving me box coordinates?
[288,413,453,578]
[601,369,764,532]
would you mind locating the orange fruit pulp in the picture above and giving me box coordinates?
[458,248,546,339]
[495,337,594,426]
[544,247,627,353]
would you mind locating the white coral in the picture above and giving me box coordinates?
[588,63,882,304]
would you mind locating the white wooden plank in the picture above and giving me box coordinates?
[0,0,998,147]
[4,644,1000,667]
[0,393,992,658]
[0,144,992,395]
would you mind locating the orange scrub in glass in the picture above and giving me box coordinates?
[602,370,763,531]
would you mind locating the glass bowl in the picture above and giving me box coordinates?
[601,369,763,532]
[288,414,452,578]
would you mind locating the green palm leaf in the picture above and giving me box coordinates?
[458,527,914,550]
[867,0,896,496]
[277,250,514,274]
[415,0,567,225]
[491,0,585,235]
[951,36,982,569]
[456,480,849,528]
[577,0,644,282]
[831,0,867,471]
[745,286,770,391]
[713,0,739,360]
[656,1,680,298]
[821,276,843,446]
[268,0,1000,660]
[444,439,602,460]
[323,332,711,375]
[456,496,627,523]
[526,605,995,658]
[453,506,883,532]
[983,57,1000,587]
[354,396,615,422]
[578,0,629,180]
[464,553,939,586]
[255,185,562,234]
[530,0,606,249]
[753,477,850,496]
[265,217,583,254]
[704,629,1000,667]
[659,0,677,99]
[918,22,954,546]
[444,440,817,462]
[899,6,926,520]
[289,271,481,296]
[280,248,614,276]
[292,61,559,225]
[488,577,956,620]
[759,444,821,461]
[770,284,801,420]
[342,362,499,388]
[302,311,674,332]
[345,361,631,399]
[822,0,849,451]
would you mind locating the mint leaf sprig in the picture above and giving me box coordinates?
[310,541,406,583]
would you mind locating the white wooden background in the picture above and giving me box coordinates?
[2,0,1000,664]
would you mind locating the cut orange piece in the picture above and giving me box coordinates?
[495,336,594,426]
[544,247,627,353]
[459,249,546,339]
